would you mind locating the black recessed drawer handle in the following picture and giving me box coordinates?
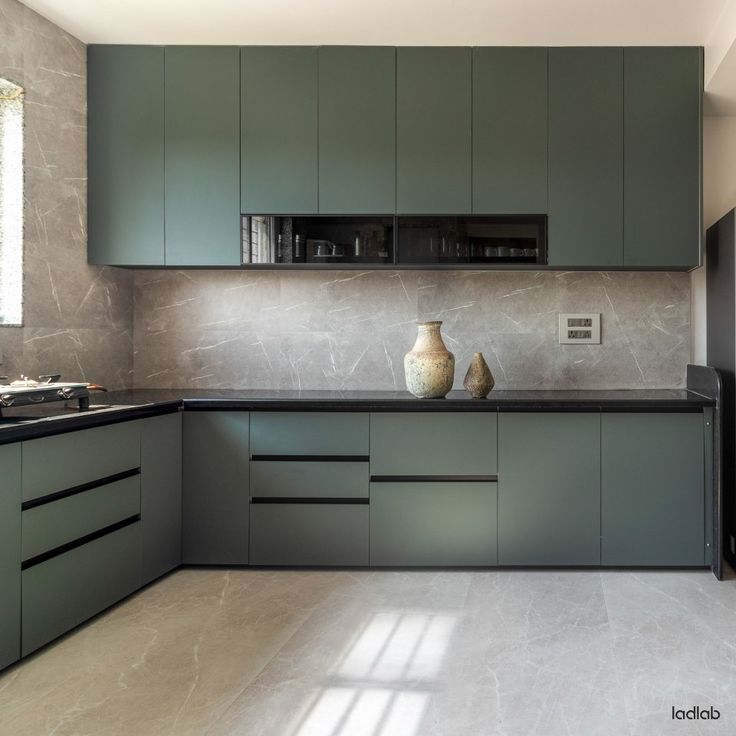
[251,455,369,462]
[21,514,140,570]
[21,468,141,511]
[370,475,498,483]
[251,497,369,505]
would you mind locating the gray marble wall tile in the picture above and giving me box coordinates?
[133,269,691,390]
[0,0,134,389]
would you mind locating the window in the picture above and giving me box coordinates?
[0,78,23,326]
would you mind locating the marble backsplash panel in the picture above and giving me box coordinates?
[133,270,690,390]
[0,0,134,388]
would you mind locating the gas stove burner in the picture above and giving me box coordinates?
[0,374,90,414]
[0,373,62,388]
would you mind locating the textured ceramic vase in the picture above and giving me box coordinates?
[463,352,495,398]
[404,321,455,399]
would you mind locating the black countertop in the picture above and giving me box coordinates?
[168,388,715,411]
[0,387,715,445]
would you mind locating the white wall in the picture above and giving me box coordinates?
[691,115,736,365]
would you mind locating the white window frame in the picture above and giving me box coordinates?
[0,78,24,327]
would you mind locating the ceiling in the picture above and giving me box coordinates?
[16,0,731,46]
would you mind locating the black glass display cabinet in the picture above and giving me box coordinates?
[241,215,547,269]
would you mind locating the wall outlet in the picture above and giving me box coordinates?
[559,313,601,344]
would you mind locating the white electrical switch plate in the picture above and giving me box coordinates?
[558,313,601,344]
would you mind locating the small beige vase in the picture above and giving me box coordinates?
[404,321,455,399]
[463,352,495,398]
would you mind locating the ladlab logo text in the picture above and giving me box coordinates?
[672,706,720,721]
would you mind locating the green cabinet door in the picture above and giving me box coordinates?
[250,504,368,566]
[22,521,142,656]
[141,413,182,584]
[548,48,623,266]
[22,475,140,562]
[251,461,368,499]
[601,413,705,566]
[88,46,164,265]
[473,47,548,214]
[22,421,140,502]
[370,413,497,476]
[165,47,241,266]
[370,481,497,566]
[242,47,318,214]
[250,412,369,456]
[182,412,249,564]
[396,47,471,214]
[623,47,702,268]
[318,47,396,214]
[0,444,21,670]
[498,413,601,565]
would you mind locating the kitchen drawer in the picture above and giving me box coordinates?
[22,473,140,563]
[250,412,369,456]
[370,413,497,476]
[251,460,368,499]
[370,481,497,566]
[22,421,141,502]
[22,520,142,656]
[250,503,368,566]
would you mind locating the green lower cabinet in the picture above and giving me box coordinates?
[0,444,21,670]
[22,475,140,562]
[250,504,368,566]
[22,521,142,656]
[251,412,368,456]
[182,412,249,564]
[22,421,140,503]
[370,482,498,566]
[370,413,497,476]
[141,413,183,584]
[601,413,705,566]
[251,460,368,499]
[498,413,601,566]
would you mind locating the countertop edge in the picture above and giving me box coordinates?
[0,401,181,446]
[0,390,715,445]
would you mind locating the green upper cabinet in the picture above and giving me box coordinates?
[164,47,241,266]
[623,47,702,268]
[88,44,702,269]
[548,48,623,267]
[318,47,396,214]
[472,47,548,214]
[88,46,165,266]
[396,47,472,214]
[242,46,318,214]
